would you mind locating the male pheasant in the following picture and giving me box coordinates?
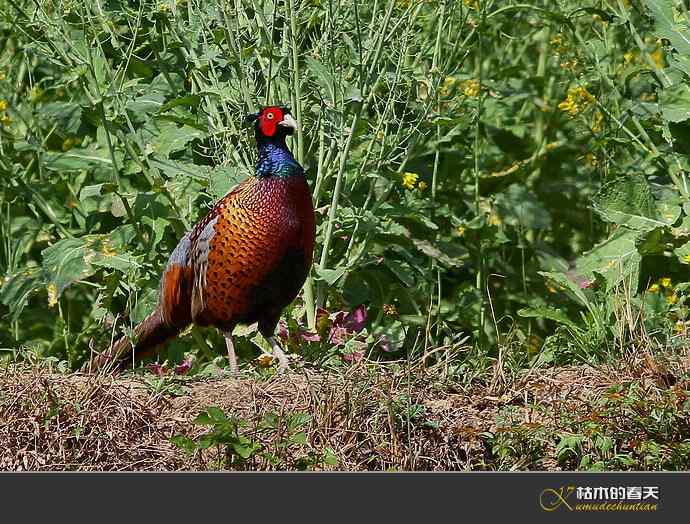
[84,106,315,373]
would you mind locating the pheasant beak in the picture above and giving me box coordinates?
[278,113,298,134]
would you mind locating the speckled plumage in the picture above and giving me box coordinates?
[84,106,315,371]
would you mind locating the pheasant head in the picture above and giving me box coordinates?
[245,106,301,178]
[245,106,298,140]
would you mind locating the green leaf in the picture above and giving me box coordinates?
[159,95,201,113]
[306,57,339,104]
[0,267,45,322]
[144,120,205,159]
[576,228,641,291]
[40,102,82,134]
[322,448,338,466]
[41,235,109,295]
[411,238,463,267]
[206,406,228,423]
[643,0,690,56]
[659,83,690,123]
[169,435,198,454]
[495,184,552,230]
[232,437,260,459]
[517,306,579,331]
[538,271,590,307]
[126,91,166,114]
[314,267,347,286]
[289,431,308,445]
[80,183,117,200]
[43,148,120,172]
[674,240,690,264]
[91,252,143,272]
[208,166,249,199]
[592,174,666,231]
[287,412,311,431]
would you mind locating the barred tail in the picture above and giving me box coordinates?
[82,309,186,372]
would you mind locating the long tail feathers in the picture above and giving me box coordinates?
[82,309,185,373]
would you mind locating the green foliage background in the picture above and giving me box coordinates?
[2,0,690,374]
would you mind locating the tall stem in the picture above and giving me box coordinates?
[287,0,316,328]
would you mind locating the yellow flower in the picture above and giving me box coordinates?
[0,115,10,126]
[376,130,385,141]
[418,181,428,191]
[648,283,660,293]
[550,35,568,55]
[586,153,598,167]
[47,283,58,308]
[592,14,609,27]
[666,292,678,305]
[660,277,672,288]
[488,213,502,226]
[650,48,664,69]
[550,35,563,47]
[456,226,466,236]
[463,0,479,10]
[558,86,595,117]
[100,239,117,257]
[382,304,398,316]
[559,59,579,71]
[440,76,456,97]
[401,172,419,190]
[675,320,686,334]
[461,79,480,98]
[592,111,604,133]
[684,254,690,264]
[256,354,274,368]
[0,100,7,111]
[29,86,43,102]
[623,51,636,65]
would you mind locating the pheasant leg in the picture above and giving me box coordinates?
[268,336,290,374]
[224,333,239,374]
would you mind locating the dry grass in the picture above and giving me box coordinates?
[1,353,689,471]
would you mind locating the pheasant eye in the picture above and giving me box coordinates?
[266,113,274,120]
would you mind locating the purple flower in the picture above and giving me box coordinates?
[344,304,367,332]
[174,357,193,375]
[146,362,167,376]
[300,330,321,342]
[329,305,368,345]
[278,319,290,341]
[342,350,364,363]
[377,335,395,353]
[278,318,321,344]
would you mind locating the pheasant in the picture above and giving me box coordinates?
[84,106,315,374]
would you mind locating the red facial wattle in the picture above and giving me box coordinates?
[258,107,284,137]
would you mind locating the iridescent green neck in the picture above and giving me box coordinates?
[256,136,303,179]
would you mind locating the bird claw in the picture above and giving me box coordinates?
[276,359,290,375]
[269,336,290,374]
